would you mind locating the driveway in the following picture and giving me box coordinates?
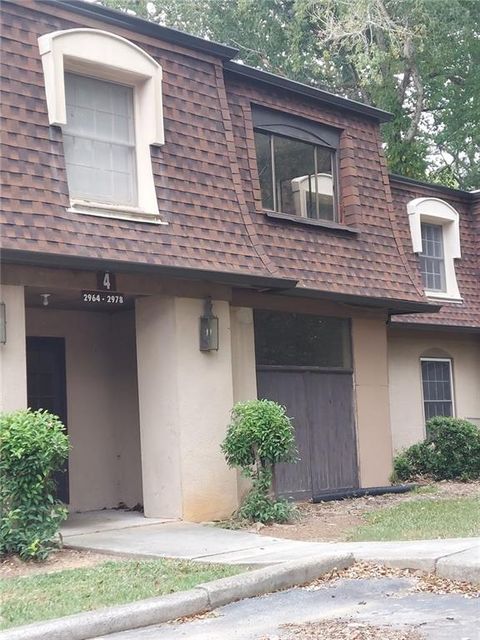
[94,576,479,639]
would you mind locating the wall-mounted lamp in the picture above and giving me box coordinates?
[199,297,219,352]
[40,293,50,307]
[0,302,6,344]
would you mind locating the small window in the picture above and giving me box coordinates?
[254,311,351,368]
[63,74,137,206]
[254,131,336,221]
[419,223,446,292]
[407,197,461,300]
[421,358,454,421]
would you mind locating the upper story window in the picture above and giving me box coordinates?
[252,106,340,223]
[407,197,462,301]
[38,28,165,224]
[64,74,137,206]
[419,223,446,292]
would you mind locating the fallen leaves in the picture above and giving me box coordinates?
[303,561,479,598]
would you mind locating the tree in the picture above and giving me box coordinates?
[102,0,480,189]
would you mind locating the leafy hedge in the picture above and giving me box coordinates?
[222,399,298,523]
[0,409,70,560]
[392,416,480,482]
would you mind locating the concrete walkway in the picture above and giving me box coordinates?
[62,511,480,582]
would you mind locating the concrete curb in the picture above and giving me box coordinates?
[1,553,354,640]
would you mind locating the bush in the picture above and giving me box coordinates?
[392,416,480,482]
[222,399,298,524]
[0,409,70,560]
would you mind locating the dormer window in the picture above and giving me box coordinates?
[63,74,137,207]
[252,106,340,223]
[407,197,462,301]
[419,223,446,292]
[38,28,165,224]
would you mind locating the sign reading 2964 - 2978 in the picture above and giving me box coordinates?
[81,291,126,306]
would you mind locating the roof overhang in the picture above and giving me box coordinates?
[40,0,238,61]
[389,321,480,334]
[0,248,297,291]
[224,61,393,123]
[278,285,440,315]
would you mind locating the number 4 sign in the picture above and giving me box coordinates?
[97,271,117,292]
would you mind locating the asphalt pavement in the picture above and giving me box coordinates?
[95,576,480,640]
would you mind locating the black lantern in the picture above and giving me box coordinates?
[199,297,219,351]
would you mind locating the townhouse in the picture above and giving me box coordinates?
[1,0,478,521]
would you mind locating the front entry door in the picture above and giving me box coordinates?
[254,311,358,501]
[26,337,69,503]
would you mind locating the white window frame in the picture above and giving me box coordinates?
[420,357,456,423]
[407,197,461,301]
[38,28,166,224]
[419,222,447,292]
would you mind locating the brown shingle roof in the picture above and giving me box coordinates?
[0,0,465,318]
[389,177,480,330]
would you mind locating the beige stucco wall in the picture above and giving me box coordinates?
[388,328,480,451]
[26,308,142,511]
[0,284,27,412]
[230,306,257,503]
[352,315,393,487]
[136,296,238,521]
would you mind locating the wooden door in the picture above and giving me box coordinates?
[306,371,358,496]
[256,369,312,500]
[254,310,358,501]
[26,337,69,503]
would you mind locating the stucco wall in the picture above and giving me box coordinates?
[230,306,257,503]
[26,308,142,511]
[388,328,480,451]
[136,296,238,521]
[0,284,27,412]
[352,315,393,487]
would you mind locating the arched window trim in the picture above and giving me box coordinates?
[407,197,462,301]
[38,28,165,223]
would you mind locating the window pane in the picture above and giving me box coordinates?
[274,136,315,216]
[254,311,351,368]
[64,74,136,205]
[254,131,274,210]
[420,223,446,291]
[254,131,336,221]
[312,147,335,221]
[421,360,453,420]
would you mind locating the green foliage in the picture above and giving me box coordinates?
[104,0,480,189]
[222,400,298,523]
[0,558,243,629]
[426,417,480,480]
[236,467,295,524]
[0,410,70,560]
[350,496,480,541]
[392,417,480,482]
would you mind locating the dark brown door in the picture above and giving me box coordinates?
[254,310,358,501]
[26,337,69,503]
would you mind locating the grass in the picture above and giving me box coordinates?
[0,558,243,630]
[349,497,480,542]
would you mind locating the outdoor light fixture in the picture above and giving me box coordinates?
[0,303,6,344]
[199,297,219,351]
[40,293,50,307]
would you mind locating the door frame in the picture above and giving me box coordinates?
[26,336,69,503]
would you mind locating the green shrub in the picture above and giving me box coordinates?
[392,416,480,482]
[0,409,70,560]
[222,399,298,524]
[426,417,480,479]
